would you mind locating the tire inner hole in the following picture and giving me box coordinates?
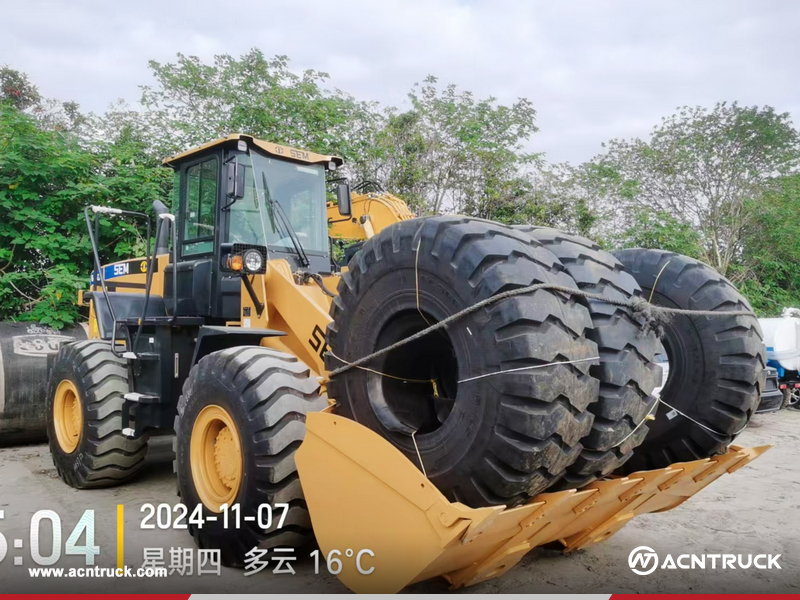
[372,309,459,434]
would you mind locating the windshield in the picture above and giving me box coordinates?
[228,152,327,254]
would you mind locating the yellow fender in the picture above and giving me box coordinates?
[296,412,769,594]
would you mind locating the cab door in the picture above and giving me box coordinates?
[165,154,219,316]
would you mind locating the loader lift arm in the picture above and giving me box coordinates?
[327,189,416,241]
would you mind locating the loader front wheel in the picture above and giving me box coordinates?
[174,347,328,567]
[614,249,766,472]
[46,340,148,488]
[327,217,600,508]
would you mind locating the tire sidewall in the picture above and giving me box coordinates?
[333,260,498,482]
[642,288,706,444]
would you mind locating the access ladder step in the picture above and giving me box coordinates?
[124,392,160,404]
[122,352,160,361]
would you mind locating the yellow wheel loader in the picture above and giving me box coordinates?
[47,134,768,592]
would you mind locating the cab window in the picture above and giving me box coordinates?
[183,158,218,255]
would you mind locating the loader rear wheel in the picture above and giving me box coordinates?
[514,227,662,488]
[613,249,766,472]
[327,216,600,508]
[46,340,148,488]
[174,346,328,567]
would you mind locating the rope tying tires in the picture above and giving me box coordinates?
[325,281,755,379]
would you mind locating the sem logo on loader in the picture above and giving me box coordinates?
[272,144,310,161]
[90,259,156,284]
[308,324,329,359]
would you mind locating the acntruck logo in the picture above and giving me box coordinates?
[628,546,781,575]
[629,546,659,575]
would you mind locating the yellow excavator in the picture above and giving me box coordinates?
[47,134,768,593]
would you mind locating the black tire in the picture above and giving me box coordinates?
[174,346,328,567]
[326,216,599,508]
[344,241,364,264]
[613,249,766,471]
[514,227,662,488]
[781,388,792,410]
[46,340,148,488]
[782,387,800,410]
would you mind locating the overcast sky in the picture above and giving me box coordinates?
[3,0,798,164]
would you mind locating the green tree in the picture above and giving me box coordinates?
[0,90,172,327]
[607,207,704,258]
[583,103,800,276]
[734,174,800,315]
[477,164,599,235]
[0,66,41,110]
[0,103,97,326]
[365,76,539,217]
[140,50,380,165]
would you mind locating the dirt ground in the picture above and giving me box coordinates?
[1,409,798,594]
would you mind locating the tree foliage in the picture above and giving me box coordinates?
[360,77,539,217]
[734,174,800,315]
[140,50,379,165]
[0,86,171,327]
[1,57,799,325]
[584,103,800,276]
[1,66,41,110]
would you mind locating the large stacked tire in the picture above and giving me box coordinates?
[326,216,600,508]
[614,249,766,472]
[0,322,88,447]
[174,346,328,567]
[47,340,148,488]
[514,227,662,488]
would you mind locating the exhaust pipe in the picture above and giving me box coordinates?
[152,200,171,255]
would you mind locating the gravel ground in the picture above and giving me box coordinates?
[0,410,798,594]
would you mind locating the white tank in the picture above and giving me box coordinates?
[759,316,800,371]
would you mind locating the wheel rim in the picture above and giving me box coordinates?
[190,405,243,512]
[790,389,800,407]
[53,380,83,453]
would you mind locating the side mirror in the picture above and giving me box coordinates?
[226,159,246,199]
[337,182,352,217]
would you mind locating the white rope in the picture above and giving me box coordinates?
[457,356,600,384]
[648,259,671,303]
[411,430,426,477]
[614,397,660,448]
[325,282,754,379]
[659,398,749,437]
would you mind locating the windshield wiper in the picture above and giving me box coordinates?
[261,173,310,268]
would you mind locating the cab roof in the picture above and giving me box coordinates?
[162,133,344,168]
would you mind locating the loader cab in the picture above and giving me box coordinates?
[162,134,344,322]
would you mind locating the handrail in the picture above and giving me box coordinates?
[84,205,151,357]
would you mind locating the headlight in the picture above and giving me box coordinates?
[243,249,264,273]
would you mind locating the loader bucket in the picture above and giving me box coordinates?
[295,412,769,594]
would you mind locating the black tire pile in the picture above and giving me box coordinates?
[328,217,766,508]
